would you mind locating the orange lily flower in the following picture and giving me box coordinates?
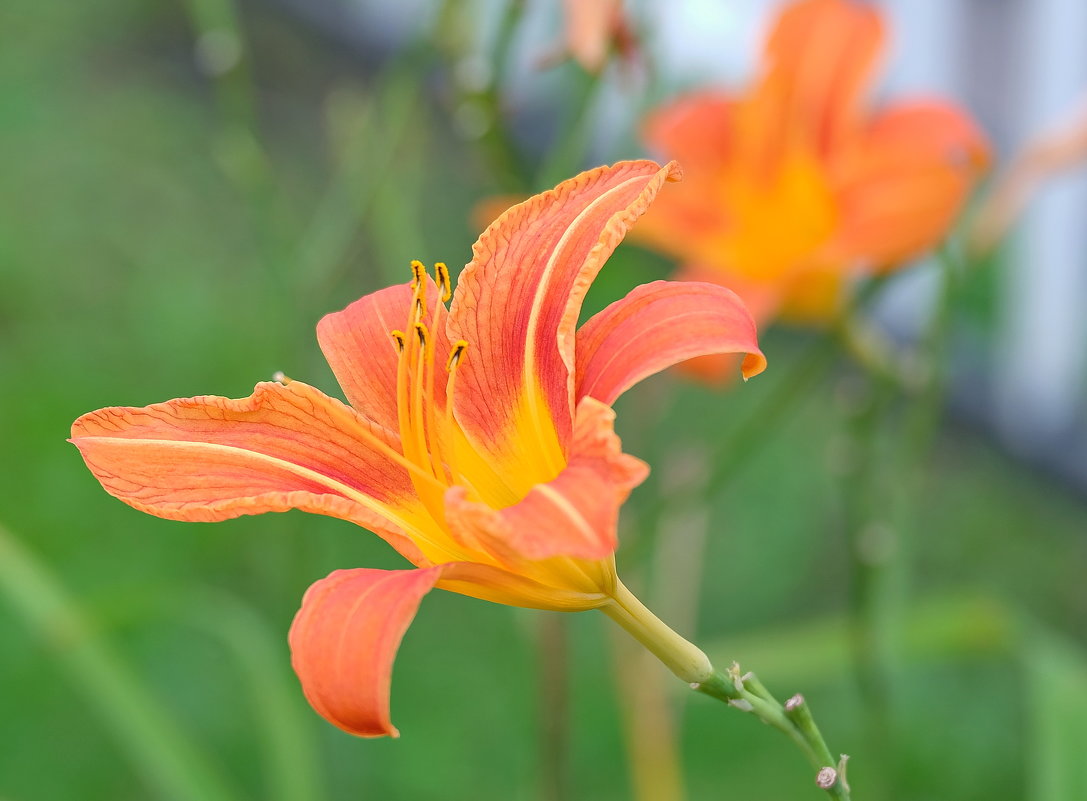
[635,0,989,327]
[71,161,765,738]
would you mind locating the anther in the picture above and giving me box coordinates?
[390,330,406,352]
[435,262,452,303]
[409,259,426,288]
[414,322,429,347]
[446,340,469,370]
[272,371,293,384]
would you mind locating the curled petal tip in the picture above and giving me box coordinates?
[663,159,684,182]
[741,351,768,381]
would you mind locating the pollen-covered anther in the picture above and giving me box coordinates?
[390,330,407,353]
[409,259,427,288]
[446,340,469,371]
[435,262,452,303]
[413,322,429,348]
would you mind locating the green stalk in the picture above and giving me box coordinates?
[182,591,322,801]
[602,582,852,799]
[695,672,850,799]
[833,250,964,797]
[836,363,896,775]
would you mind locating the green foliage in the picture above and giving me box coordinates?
[3,0,1087,799]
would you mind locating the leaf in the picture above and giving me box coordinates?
[1025,630,1087,801]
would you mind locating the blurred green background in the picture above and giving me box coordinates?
[3,1,1087,799]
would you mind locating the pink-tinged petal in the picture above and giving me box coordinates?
[445,397,647,564]
[289,566,444,737]
[830,102,989,268]
[70,381,427,564]
[764,0,885,153]
[575,280,766,405]
[447,160,682,465]
[970,101,1087,254]
[563,0,623,73]
[317,279,451,430]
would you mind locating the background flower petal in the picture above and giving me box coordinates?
[635,96,737,258]
[830,101,990,267]
[70,381,426,563]
[288,566,444,737]
[575,280,766,405]
[447,160,681,472]
[764,0,885,153]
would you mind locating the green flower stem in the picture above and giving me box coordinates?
[436,0,532,190]
[835,248,965,797]
[636,276,893,549]
[602,582,852,799]
[695,672,850,800]
[603,580,713,684]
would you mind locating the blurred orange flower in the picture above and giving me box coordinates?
[635,0,989,329]
[71,161,765,739]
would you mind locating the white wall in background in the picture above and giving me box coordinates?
[995,0,1087,447]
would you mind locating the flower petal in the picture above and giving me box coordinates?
[563,0,623,73]
[830,101,990,267]
[445,397,647,565]
[317,279,451,431]
[289,566,445,737]
[70,381,427,564]
[644,92,736,168]
[764,0,885,153]
[447,160,681,472]
[435,561,611,611]
[575,280,766,405]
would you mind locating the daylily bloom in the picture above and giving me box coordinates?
[634,0,990,330]
[71,161,765,738]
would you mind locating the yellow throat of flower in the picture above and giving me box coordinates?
[718,150,838,282]
[383,262,614,608]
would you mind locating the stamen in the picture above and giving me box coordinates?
[441,341,469,485]
[416,322,448,484]
[430,261,449,337]
[435,262,452,303]
[410,260,428,323]
[271,371,293,384]
[446,340,468,371]
[394,325,416,466]
[409,259,426,289]
[411,322,435,479]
